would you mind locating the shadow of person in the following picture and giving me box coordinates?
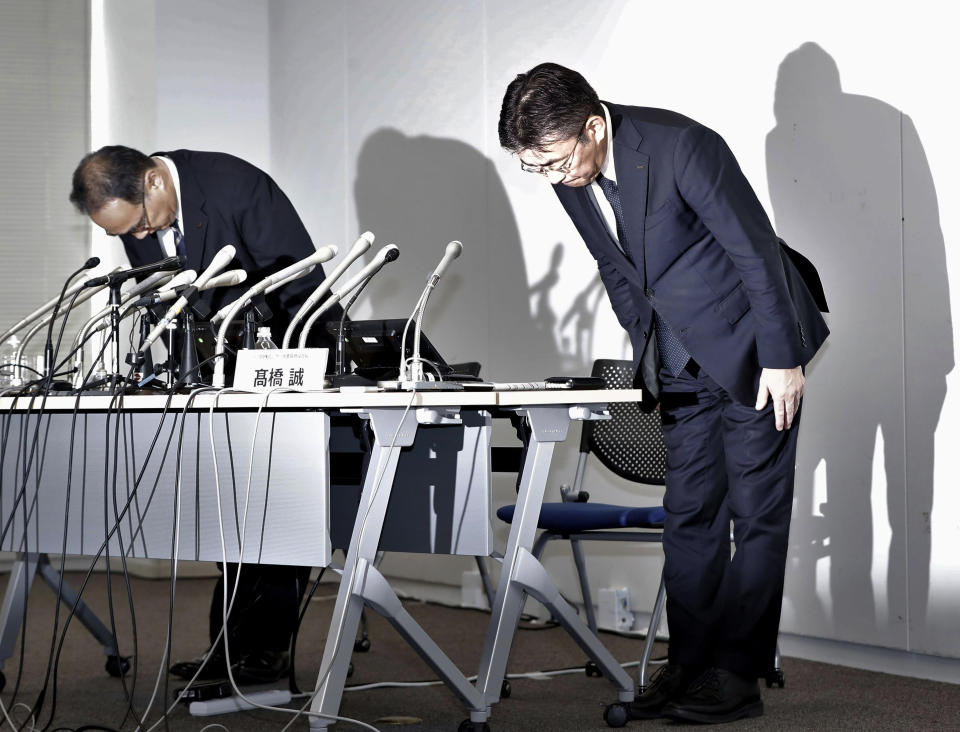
[337,128,566,553]
[767,42,951,645]
[558,271,604,371]
[351,128,559,380]
[529,242,563,349]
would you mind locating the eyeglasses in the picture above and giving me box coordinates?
[519,127,586,176]
[127,189,151,235]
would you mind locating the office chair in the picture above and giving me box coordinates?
[496,358,784,692]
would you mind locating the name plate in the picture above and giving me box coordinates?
[233,348,329,392]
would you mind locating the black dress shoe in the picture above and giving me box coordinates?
[234,649,290,685]
[662,667,763,724]
[169,647,232,681]
[626,663,700,720]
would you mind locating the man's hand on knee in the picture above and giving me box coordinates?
[755,366,804,431]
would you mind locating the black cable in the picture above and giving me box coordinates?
[45,257,99,383]
[31,380,181,730]
[161,388,210,732]
[288,567,326,695]
[0,362,42,377]
[48,287,87,388]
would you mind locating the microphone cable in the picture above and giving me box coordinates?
[27,379,182,731]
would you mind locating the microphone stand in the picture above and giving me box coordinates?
[398,280,458,390]
[330,275,375,388]
[44,258,99,383]
[178,310,202,387]
[107,280,125,392]
[134,309,157,385]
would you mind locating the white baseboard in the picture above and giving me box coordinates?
[0,553,220,579]
[378,575,960,685]
[778,632,960,685]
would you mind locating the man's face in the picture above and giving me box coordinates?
[89,168,177,239]
[517,114,607,188]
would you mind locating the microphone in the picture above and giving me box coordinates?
[69,269,177,387]
[130,269,247,307]
[429,240,462,284]
[159,269,198,291]
[44,256,102,381]
[399,240,463,386]
[211,245,338,387]
[138,245,237,353]
[282,232,374,348]
[297,244,399,348]
[333,247,400,380]
[83,255,185,288]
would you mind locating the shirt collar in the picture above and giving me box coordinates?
[598,102,617,184]
[153,155,182,230]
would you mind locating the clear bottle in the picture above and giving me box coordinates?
[0,335,21,387]
[255,326,278,349]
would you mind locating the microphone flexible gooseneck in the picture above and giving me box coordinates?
[43,257,100,381]
[211,246,338,387]
[400,241,462,385]
[333,245,400,376]
[296,244,399,349]
[282,232,374,348]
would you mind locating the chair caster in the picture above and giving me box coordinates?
[105,655,131,677]
[603,702,629,727]
[765,668,785,688]
[353,637,371,653]
[458,720,490,732]
[585,660,603,677]
[500,679,511,699]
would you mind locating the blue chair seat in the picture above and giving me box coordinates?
[496,502,666,533]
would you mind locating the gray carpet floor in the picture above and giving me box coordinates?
[0,572,958,731]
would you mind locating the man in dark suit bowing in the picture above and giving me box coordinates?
[69,145,342,684]
[499,63,828,724]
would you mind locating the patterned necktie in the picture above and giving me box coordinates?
[171,220,185,259]
[594,173,690,376]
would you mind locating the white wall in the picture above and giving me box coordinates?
[92,0,960,669]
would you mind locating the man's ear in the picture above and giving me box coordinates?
[586,114,606,143]
[144,166,163,192]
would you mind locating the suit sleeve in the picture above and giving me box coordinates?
[234,166,343,324]
[595,251,641,331]
[674,124,805,368]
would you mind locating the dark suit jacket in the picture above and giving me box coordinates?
[121,150,340,345]
[554,103,829,406]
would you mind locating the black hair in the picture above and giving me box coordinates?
[498,62,604,154]
[68,145,156,214]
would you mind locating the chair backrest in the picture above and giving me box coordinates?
[580,359,666,486]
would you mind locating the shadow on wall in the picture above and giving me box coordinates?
[767,42,951,648]
[352,128,564,380]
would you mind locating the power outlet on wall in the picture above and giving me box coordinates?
[597,587,635,631]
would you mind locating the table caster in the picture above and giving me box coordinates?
[603,702,628,727]
[765,668,785,688]
[458,720,490,732]
[105,655,130,677]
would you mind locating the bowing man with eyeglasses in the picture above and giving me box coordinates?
[69,145,342,686]
[498,63,828,724]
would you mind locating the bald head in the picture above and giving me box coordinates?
[69,145,156,215]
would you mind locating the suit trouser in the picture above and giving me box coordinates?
[658,363,800,678]
[209,563,311,654]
